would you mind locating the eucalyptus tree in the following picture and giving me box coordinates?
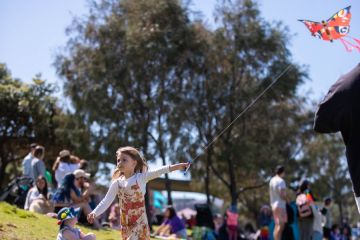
[55,0,204,206]
[181,0,309,209]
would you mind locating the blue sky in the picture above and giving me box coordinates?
[0,0,359,102]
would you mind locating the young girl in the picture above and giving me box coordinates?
[87,146,189,239]
[57,207,96,240]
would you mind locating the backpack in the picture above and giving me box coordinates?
[296,193,313,218]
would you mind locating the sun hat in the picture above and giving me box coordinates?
[73,169,91,179]
[57,207,78,225]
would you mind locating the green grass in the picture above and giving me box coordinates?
[0,201,121,240]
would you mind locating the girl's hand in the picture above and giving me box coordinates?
[170,162,190,172]
[87,213,96,224]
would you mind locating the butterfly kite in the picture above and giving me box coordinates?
[299,6,360,52]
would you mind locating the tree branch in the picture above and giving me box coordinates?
[236,181,268,198]
[210,163,230,188]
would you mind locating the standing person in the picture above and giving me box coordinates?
[53,150,80,188]
[30,145,46,182]
[321,197,333,240]
[87,146,189,239]
[296,179,315,240]
[269,165,287,240]
[311,204,323,240]
[257,205,271,240]
[313,63,360,213]
[226,208,239,240]
[22,143,37,177]
[341,217,352,240]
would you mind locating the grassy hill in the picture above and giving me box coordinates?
[0,201,122,240]
[0,202,190,239]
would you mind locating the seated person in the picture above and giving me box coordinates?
[24,175,53,214]
[57,207,96,240]
[52,173,101,229]
[154,206,187,239]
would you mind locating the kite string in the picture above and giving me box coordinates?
[184,64,293,173]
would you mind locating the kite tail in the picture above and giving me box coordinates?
[352,37,360,48]
[340,37,360,52]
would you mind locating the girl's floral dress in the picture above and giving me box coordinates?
[91,166,170,240]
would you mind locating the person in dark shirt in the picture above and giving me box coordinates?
[314,63,360,213]
[153,206,187,239]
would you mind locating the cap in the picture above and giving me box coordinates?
[30,143,37,149]
[57,207,78,224]
[74,169,91,179]
[59,150,70,158]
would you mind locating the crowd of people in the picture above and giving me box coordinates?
[16,143,360,240]
[20,144,189,239]
[268,165,355,240]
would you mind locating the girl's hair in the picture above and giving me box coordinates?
[165,206,176,219]
[53,173,80,202]
[35,175,48,200]
[112,146,148,180]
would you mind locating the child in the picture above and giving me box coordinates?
[57,207,96,240]
[87,146,189,239]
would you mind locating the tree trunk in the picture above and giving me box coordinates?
[338,200,344,224]
[228,156,237,209]
[0,161,7,189]
[205,147,213,206]
[163,166,173,205]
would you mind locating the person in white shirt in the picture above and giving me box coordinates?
[269,165,287,240]
[24,175,52,213]
[53,150,80,188]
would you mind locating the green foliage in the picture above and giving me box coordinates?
[0,64,57,185]
[0,63,93,187]
[55,0,202,162]
[179,0,310,211]
[302,133,352,221]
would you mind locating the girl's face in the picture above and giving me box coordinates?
[63,217,77,228]
[117,153,137,173]
[37,178,46,190]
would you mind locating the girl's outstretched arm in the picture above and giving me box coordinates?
[144,162,189,183]
[87,179,120,224]
[169,163,189,172]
